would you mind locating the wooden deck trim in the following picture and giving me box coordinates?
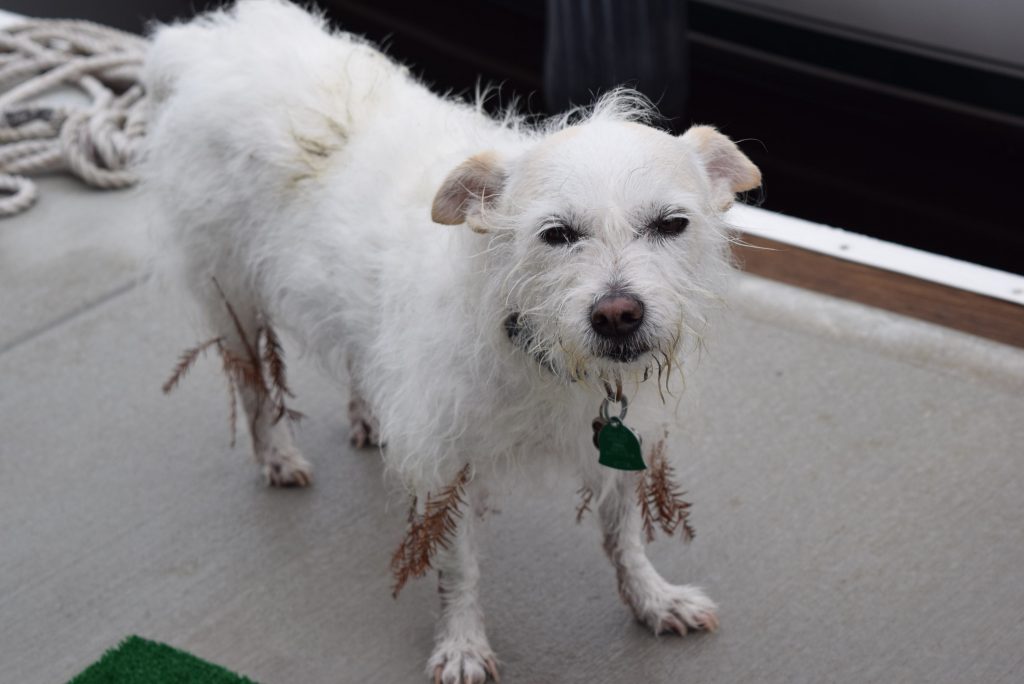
[733,233,1024,350]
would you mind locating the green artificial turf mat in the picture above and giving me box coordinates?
[68,636,258,684]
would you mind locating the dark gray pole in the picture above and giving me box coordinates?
[544,0,690,128]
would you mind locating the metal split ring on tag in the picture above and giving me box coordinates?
[599,394,628,423]
[592,392,646,471]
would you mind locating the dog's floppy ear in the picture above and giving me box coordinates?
[680,125,761,211]
[431,150,506,231]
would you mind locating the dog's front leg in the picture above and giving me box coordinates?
[429,501,499,684]
[594,472,719,635]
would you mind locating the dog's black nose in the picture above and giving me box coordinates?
[590,294,644,339]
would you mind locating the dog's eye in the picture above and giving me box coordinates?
[653,216,689,238]
[539,224,584,246]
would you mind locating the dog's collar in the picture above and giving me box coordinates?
[504,312,563,378]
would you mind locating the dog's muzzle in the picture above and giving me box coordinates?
[599,343,648,363]
[590,294,649,362]
[505,307,650,377]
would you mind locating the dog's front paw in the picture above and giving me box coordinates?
[428,642,499,684]
[629,582,719,636]
[260,447,312,487]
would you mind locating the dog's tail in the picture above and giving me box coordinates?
[142,0,407,145]
[143,0,330,113]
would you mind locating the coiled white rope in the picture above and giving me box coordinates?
[0,19,147,217]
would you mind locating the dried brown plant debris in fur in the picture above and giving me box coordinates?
[576,486,594,523]
[391,464,472,598]
[162,336,224,395]
[162,281,303,444]
[636,438,695,543]
[636,473,658,543]
[261,323,297,423]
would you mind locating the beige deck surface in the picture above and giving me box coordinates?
[2,178,1023,684]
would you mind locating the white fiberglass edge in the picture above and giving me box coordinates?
[727,204,1024,306]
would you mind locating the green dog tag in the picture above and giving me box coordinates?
[598,417,646,470]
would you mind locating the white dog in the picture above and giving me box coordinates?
[143,1,760,681]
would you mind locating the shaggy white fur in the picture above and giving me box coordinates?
[142,2,760,681]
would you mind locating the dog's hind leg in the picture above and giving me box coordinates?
[588,470,718,636]
[345,355,382,448]
[347,388,382,449]
[428,494,499,684]
[199,281,312,487]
